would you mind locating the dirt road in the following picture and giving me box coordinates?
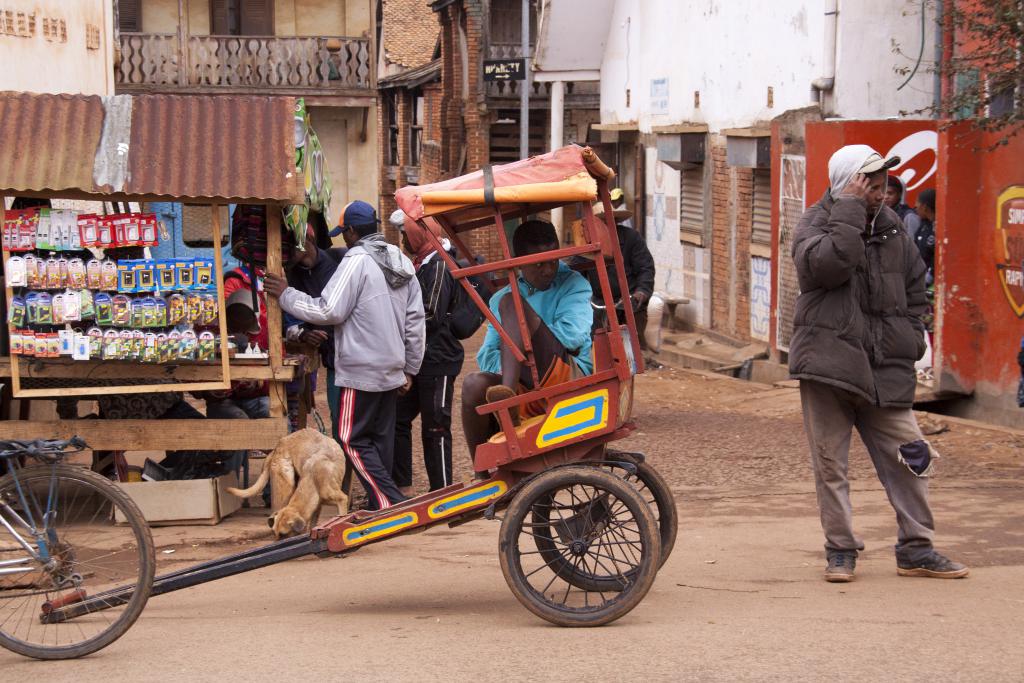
[4,366,1023,680]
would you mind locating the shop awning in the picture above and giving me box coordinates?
[0,92,303,204]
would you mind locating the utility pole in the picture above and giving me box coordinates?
[519,0,530,158]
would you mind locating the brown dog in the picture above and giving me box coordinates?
[226,428,349,538]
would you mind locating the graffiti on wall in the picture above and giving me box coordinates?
[996,186,1024,318]
[750,256,771,341]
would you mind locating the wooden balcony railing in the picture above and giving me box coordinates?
[117,33,373,94]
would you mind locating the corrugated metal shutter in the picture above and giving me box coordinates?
[119,0,142,32]
[775,155,806,352]
[679,165,705,243]
[241,0,274,36]
[751,168,772,247]
[210,0,231,35]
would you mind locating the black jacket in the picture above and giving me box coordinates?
[587,224,656,303]
[789,191,928,408]
[285,246,346,369]
[913,217,935,274]
[416,254,464,376]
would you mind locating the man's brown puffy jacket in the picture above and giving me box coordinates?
[788,190,928,407]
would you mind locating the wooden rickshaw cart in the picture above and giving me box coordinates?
[0,143,677,660]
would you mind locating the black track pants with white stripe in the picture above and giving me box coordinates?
[336,386,407,511]
[394,374,456,491]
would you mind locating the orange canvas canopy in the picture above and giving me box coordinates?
[395,145,614,221]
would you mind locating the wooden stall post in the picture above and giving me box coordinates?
[265,206,287,418]
[211,204,232,384]
[0,197,16,398]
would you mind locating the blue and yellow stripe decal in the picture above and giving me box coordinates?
[428,481,508,519]
[536,389,609,448]
[343,511,419,545]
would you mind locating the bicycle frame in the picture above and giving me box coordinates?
[0,459,56,572]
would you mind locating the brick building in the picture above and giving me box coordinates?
[376,0,440,240]
[377,0,600,260]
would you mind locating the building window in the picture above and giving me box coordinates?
[119,0,142,32]
[409,93,424,167]
[211,0,274,36]
[989,83,1016,118]
[679,164,706,246]
[751,168,772,256]
[384,91,399,166]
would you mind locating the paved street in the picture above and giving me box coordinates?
[4,366,1023,681]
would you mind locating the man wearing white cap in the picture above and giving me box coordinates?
[789,145,967,583]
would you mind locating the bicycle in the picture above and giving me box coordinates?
[0,438,154,660]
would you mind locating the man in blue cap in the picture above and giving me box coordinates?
[265,201,425,510]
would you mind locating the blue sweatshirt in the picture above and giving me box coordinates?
[477,262,594,375]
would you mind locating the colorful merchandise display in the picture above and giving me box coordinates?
[5,208,222,364]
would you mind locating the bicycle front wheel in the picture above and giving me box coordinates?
[0,464,154,660]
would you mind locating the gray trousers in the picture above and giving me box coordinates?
[800,380,935,562]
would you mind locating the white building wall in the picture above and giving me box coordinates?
[0,0,114,96]
[831,0,938,119]
[600,0,937,333]
[601,0,935,131]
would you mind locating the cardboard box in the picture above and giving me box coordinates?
[115,473,243,526]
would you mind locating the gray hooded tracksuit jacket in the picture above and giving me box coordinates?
[280,234,426,392]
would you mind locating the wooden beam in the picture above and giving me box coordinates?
[265,208,286,418]
[211,204,232,387]
[0,357,298,381]
[0,418,290,451]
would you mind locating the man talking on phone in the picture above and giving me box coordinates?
[789,145,967,583]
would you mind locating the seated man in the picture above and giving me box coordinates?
[461,220,593,474]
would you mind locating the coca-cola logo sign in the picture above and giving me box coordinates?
[996,186,1024,318]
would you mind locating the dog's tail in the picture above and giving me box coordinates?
[226,463,271,499]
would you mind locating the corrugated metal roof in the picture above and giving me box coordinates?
[379,59,441,89]
[0,92,301,203]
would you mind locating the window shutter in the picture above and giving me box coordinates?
[679,165,705,244]
[240,0,274,36]
[119,0,142,32]
[210,0,230,35]
[751,169,772,248]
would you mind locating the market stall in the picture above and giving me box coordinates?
[0,91,311,455]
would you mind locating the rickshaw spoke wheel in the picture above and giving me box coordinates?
[607,452,678,568]
[498,466,660,627]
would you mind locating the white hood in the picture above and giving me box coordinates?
[828,144,880,199]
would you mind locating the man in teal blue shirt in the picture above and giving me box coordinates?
[461,220,593,473]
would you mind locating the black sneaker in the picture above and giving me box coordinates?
[824,553,856,583]
[897,551,969,579]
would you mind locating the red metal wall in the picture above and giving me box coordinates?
[804,120,939,209]
[936,123,1024,406]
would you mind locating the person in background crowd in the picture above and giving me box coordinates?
[914,188,937,277]
[205,265,270,420]
[265,201,425,511]
[284,224,346,444]
[790,144,967,583]
[588,200,655,345]
[392,210,464,494]
[885,175,921,239]
[462,220,593,477]
[609,187,633,229]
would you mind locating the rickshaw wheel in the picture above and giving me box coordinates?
[607,452,678,568]
[498,466,660,627]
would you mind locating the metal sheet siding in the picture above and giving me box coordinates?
[127,95,297,202]
[0,92,104,196]
[0,92,298,202]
